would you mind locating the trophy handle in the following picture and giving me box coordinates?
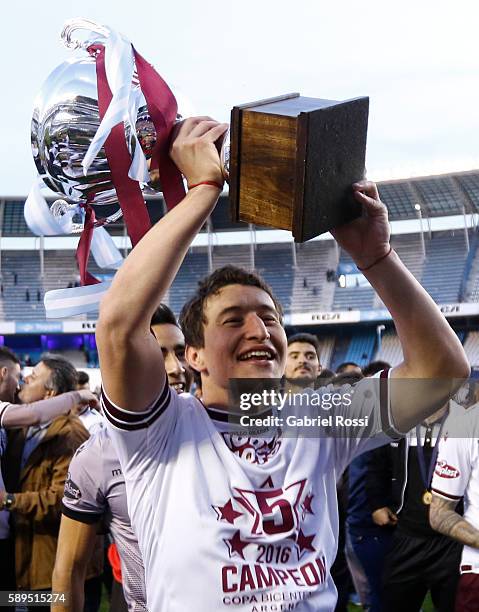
[61,18,110,50]
[220,127,231,181]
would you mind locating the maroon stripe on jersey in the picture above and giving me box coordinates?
[104,407,170,431]
[431,487,462,501]
[101,381,170,426]
[379,369,394,435]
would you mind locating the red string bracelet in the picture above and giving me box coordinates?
[357,246,393,272]
[188,180,223,191]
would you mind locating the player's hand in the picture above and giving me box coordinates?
[372,507,398,526]
[331,180,391,270]
[71,390,100,414]
[170,117,229,187]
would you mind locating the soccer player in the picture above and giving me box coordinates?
[430,379,479,611]
[96,117,469,611]
[53,304,190,612]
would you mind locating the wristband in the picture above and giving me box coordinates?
[357,246,393,272]
[187,180,223,191]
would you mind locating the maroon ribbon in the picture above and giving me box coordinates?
[133,49,186,208]
[74,43,185,287]
[76,204,100,286]
[93,44,152,246]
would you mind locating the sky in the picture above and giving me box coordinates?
[2,0,479,196]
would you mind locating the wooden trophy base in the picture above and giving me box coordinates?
[228,93,369,242]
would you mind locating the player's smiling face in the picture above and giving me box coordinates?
[151,323,189,394]
[187,284,286,407]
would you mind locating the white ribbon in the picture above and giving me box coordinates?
[90,226,123,270]
[25,182,69,236]
[24,179,124,317]
[44,282,112,319]
[81,28,149,184]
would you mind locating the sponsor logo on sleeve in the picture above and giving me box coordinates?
[64,478,82,500]
[435,460,460,479]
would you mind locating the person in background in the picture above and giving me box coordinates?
[335,361,362,376]
[77,371,91,390]
[284,332,322,390]
[0,347,95,601]
[362,360,391,378]
[316,368,335,386]
[75,371,104,436]
[53,305,192,612]
[430,376,479,611]
[332,371,365,612]
[1,355,97,611]
[369,401,461,612]
[345,361,393,612]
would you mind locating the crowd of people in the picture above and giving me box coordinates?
[0,326,477,612]
[0,116,477,611]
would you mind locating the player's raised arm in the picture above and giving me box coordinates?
[96,118,228,412]
[332,181,470,432]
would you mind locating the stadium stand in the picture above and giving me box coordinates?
[255,245,294,312]
[377,182,418,221]
[455,173,479,213]
[212,245,252,271]
[1,168,479,380]
[343,329,377,367]
[0,228,472,321]
[419,232,468,303]
[317,335,335,369]
[463,234,479,301]
[413,176,465,217]
[3,200,32,236]
[375,330,404,367]
[168,250,209,314]
[291,242,338,312]
[464,331,479,367]
[332,248,376,311]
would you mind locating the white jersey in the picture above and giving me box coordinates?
[431,402,479,573]
[103,372,393,612]
[77,407,105,436]
[62,429,147,611]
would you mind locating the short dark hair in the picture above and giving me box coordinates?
[151,303,178,327]
[287,333,321,360]
[179,265,283,348]
[0,346,20,368]
[332,371,364,386]
[77,370,90,386]
[362,360,391,377]
[317,368,334,380]
[335,361,360,374]
[40,354,78,395]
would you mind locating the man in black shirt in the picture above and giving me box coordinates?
[367,406,461,612]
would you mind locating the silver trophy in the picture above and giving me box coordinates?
[31,18,164,231]
[31,18,231,234]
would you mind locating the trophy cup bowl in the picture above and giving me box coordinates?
[31,46,161,230]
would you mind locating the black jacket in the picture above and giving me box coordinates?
[366,438,407,515]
